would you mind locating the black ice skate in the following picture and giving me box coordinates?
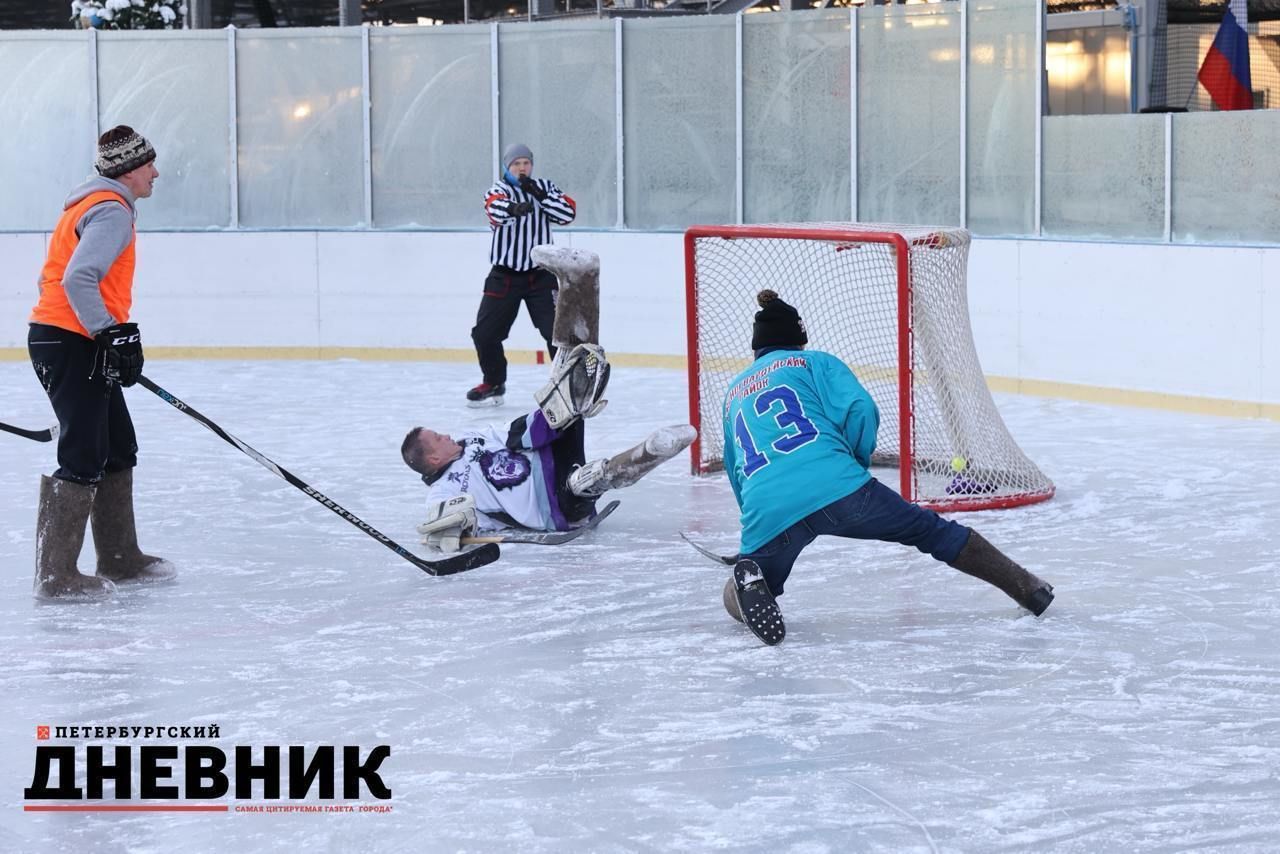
[733,559,785,646]
[466,382,505,408]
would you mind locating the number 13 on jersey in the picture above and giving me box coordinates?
[733,384,819,477]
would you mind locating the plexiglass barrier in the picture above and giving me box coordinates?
[0,8,1275,245]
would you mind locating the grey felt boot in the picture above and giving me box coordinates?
[947,530,1054,616]
[34,476,116,601]
[90,469,177,584]
[567,425,698,498]
[723,577,744,623]
[531,245,600,350]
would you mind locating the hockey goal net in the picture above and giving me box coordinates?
[685,223,1054,512]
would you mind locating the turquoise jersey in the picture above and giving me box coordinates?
[722,349,880,554]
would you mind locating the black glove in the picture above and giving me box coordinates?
[508,200,535,218]
[94,322,144,387]
[518,175,548,202]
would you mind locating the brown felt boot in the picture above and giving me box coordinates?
[947,531,1054,616]
[34,476,116,601]
[91,469,177,584]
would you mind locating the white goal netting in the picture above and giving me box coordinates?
[686,223,1054,511]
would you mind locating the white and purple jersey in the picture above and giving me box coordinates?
[424,409,580,532]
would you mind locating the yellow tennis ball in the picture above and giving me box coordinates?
[950,456,968,473]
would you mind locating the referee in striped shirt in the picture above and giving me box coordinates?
[468,143,577,406]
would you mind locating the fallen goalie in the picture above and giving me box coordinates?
[401,246,695,551]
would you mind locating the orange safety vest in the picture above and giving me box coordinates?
[29,190,136,338]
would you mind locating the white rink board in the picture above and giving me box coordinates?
[2,231,1278,406]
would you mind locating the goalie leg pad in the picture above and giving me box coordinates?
[566,459,608,499]
[536,343,610,430]
[580,359,610,419]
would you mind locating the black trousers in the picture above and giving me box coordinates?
[471,265,558,386]
[504,411,596,525]
[546,418,596,523]
[28,323,137,485]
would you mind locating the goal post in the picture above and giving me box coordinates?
[685,223,1055,512]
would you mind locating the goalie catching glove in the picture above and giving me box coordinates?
[535,343,610,430]
[416,494,477,553]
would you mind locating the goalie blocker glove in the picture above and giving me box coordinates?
[535,343,610,430]
[417,494,478,553]
[94,322,144,387]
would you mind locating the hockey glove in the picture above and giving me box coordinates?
[94,322,144,387]
[518,175,548,202]
[416,494,477,553]
[508,200,535,218]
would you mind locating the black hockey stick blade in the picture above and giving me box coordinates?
[679,531,738,566]
[137,375,499,577]
[464,500,621,546]
[1,421,58,443]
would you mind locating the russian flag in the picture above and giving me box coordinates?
[1197,0,1253,110]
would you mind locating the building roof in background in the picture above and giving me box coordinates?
[1047,0,1280,22]
[6,0,1280,31]
[0,0,603,29]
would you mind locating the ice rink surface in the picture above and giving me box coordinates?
[2,359,1278,853]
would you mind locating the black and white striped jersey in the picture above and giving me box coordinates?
[483,177,576,271]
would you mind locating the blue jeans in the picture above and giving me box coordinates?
[743,478,971,596]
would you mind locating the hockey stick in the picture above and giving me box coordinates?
[1,421,58,443]
[678,531,738,566]
[462,500,620,546]
[137,376,499,576]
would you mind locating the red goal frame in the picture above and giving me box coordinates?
[684,224,1054,512]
